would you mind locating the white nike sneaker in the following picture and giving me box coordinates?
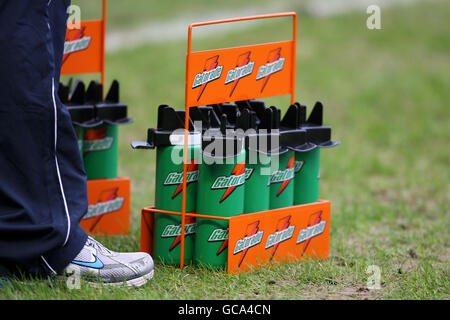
[64,236,154,287]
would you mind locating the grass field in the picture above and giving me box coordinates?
[1,0,449,299]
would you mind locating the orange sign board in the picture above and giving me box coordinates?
[186,40,295,107]
[80,177,130,235]
[227,201,330,274]
[185,12,297,109]
[61,20,104,76]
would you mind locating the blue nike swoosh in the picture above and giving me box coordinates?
[71,256,104,269]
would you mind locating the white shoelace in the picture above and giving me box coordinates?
[85,237,113,256]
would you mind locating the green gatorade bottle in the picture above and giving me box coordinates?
[281,101,339,205]
[132,105,200,265]
[194,115,246,268]
[235,103,281,213]
[62,80,101,156]
[84,80,134,180]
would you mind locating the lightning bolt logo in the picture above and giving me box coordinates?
[228,51,252,97]
[207,228,229,256]
[197,55,220,101]
[276,155,295,197]
[301,211,323,256]
[83,127,109,156]
[219,163,246,203]
[216,238,228,256]
[89,188,119,232]
[169,216,196,252]
[269,216,292,260]
[237,221,261,268]
[62,26,89,65]
[171,162,199,199]
[84,127,107,141]
[260,48,281,93]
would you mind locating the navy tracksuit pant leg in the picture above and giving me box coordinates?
[0,0,88,276]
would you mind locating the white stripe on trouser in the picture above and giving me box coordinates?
[41,79,72,275]
[51,78,72,247]
[41,256,57,275]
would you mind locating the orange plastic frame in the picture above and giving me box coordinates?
[145,12,299,271]
[141,200,330,274]
[61,0,107,85]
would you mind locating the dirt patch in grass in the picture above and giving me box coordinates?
[301,286,383,300]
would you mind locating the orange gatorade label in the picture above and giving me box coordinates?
[186,41,294,107]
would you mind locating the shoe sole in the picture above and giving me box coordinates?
[124,269,154,288]
[87,269,155,288]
